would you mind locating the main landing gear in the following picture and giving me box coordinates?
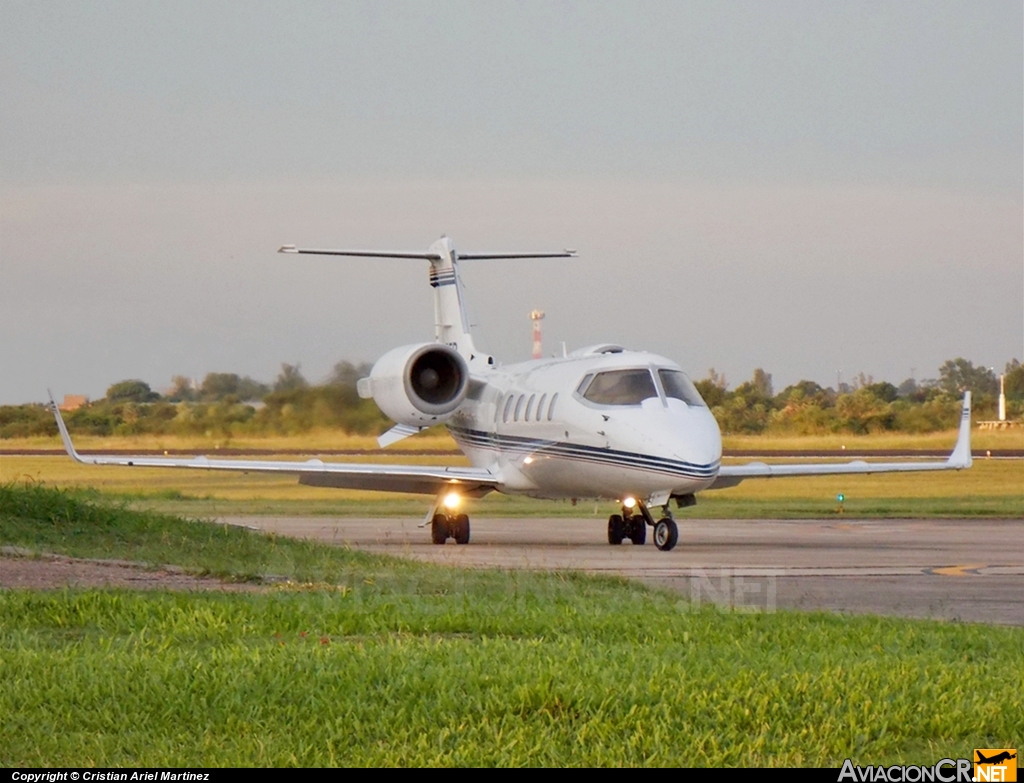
[607,513,645,546]
[607,498,679,551]
[431,512,471,545]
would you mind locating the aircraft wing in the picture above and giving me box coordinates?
[709,392,973,489]
[48,397,497,497]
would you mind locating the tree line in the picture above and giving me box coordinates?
[693,358,1022,435]
[1,357,1020,440]
[0,362,387,440]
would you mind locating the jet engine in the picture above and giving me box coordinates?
[358,343,470,426]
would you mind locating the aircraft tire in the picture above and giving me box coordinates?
[431,513,449,545]
[453,513,471,545]
[653,518,678,551]
[629,517,646,546]
[607,514,625,545]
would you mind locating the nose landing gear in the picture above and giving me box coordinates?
[652,516,678,551]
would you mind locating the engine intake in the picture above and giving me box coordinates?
[362,343,470,425]
[408,348,464,408]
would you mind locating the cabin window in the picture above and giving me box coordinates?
[502,394,515,423]
[547,393,558,420]
[536,393,547,421]
[658,369,707,407]
[525,394,536,421]
[514,395,525,422]
[582,369,658,405]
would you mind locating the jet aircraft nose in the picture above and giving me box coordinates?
[636,398,722,472]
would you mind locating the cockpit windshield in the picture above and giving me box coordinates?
[581,369,658,405]
[658,369,707,407]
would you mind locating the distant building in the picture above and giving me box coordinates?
[59,395,89,411]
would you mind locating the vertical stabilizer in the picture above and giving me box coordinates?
[427,236,477,360]
[278,238,574,367]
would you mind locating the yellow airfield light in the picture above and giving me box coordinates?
[443,491,461,510]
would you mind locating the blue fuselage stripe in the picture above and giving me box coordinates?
[449,427,719,480]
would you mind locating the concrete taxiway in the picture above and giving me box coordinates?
[222,516,1024,626]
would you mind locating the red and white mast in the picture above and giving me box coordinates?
[530,309,545,359]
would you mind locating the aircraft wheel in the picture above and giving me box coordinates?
[607,514,625,545]
[431,513,449,545]
[452,513,471,545]
[653,518,678,552]
[629,516,646,546]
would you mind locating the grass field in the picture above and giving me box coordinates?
[2,484,1022,767]
[2,453,1020,519]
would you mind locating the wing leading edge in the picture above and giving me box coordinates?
[47,396,498,498]
[709,392,973,489]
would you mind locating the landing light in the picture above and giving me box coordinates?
[623,496,637,509]
[523,456,534,464]
[444,492,461,509]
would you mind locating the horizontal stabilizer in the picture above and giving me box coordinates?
[278,246,576,261]
[459,251,576,259]
[279,246,441,260]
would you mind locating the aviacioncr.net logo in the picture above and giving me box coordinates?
[838,758,973,782]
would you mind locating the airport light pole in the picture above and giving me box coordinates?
[999,373,1006,422]
[531,309,545,359]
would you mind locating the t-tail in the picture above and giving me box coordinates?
[279,237,575,364]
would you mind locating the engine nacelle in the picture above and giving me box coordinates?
[358,343,469,426]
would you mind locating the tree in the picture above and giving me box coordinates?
[705,368,728,390]
[328,360,372,388]
[896,378,918,398]
[776,380,826,403]
[1004,359,1024,400]
[236,376,270,401]
[937,358,997,396]
[201,373,240,400]
[166,376,197,402]
[106,380,159,403]
[198,373,269,401]
[751,368,773,398]
[274,363,308,393]
[694,368,728,408]
[863,381,899,403]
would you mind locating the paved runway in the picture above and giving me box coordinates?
[222,516,1024,626]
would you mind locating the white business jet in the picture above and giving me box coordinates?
[50,236,973,551]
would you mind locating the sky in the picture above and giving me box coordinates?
[2,1,1021,404]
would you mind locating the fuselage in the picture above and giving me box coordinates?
[446,346,723,502]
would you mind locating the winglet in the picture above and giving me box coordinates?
[47,391,85,463]
[946,391,972,469]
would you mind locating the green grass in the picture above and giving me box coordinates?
[2,484,1022,766]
